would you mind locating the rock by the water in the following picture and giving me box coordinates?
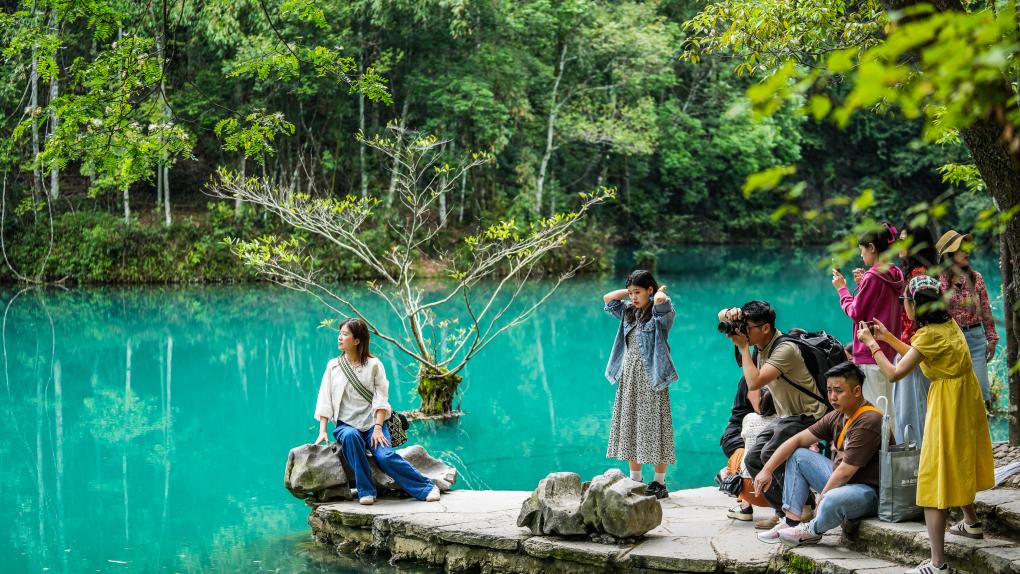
[516,472,587,536]
[285,443,351,501]
[285,442,458,502]
[395,444,458,491]
[579,469,662,538]
[518,469,662,539]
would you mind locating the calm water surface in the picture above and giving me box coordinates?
[1,247,1009,573]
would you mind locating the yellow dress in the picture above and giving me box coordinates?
[912,321,994,509]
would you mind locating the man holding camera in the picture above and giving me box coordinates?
[718,301,829,528]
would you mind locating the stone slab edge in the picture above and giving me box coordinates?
[844,518,1020,574]
[307,490,777,573]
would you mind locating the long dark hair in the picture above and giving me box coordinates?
[899,226,937,273]
[858,222,897,254]
[625,269,659,324]
[912,289,951,327]
[339,318,375,364]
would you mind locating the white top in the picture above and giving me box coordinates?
[314,356,393,432]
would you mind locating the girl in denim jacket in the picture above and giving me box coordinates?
[603,269,678,499]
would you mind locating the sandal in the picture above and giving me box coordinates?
[948,520,983,540]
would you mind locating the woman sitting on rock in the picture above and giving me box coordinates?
[313,318,440,505]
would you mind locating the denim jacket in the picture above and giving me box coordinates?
[604,298,678,391]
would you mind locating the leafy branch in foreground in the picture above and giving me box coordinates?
[208,126,614,415]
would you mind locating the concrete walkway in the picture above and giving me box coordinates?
[307,486,1020,573]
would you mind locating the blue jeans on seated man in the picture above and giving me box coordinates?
[782,448,878,535]
[333,422,434,500]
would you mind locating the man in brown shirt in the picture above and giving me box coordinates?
[751,361,882,546]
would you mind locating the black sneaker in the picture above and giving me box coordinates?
[646,481,669,499]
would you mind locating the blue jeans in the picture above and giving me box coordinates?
[333,422,434,500]
[962,326,992,401]
[782,448,878,535]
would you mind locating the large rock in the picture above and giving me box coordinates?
[579,469,662,538]
[285,443,351,501]
[516,472,587,536]
[285,442,457,502]
[518,470,662,539]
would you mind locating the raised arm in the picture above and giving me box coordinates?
[858,322,924,381]
[652,285,674,332]
[603,288,629,305]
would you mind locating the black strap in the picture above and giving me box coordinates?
[779,372,829,408]
[338,356,374,403]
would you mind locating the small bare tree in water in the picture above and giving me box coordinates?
[208,127,613,416]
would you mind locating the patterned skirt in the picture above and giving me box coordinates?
[606,329,676,465]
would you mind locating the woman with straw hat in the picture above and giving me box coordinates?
[935,229,998,412]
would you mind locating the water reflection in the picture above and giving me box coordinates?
[0,247,1010,573]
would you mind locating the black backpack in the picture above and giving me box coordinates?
[772,329,846,412]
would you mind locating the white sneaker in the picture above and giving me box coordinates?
[359,495,376,505]
[904,559,949,574]
[425,485,441,502]
[756,518,788,544]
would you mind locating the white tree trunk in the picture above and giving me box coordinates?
[30,54,42,219]
[358,32,368,198]
[123,184,131,224]
[47,55,59,200]
[162,165,171,226]
[458,168,467,223]
[438,143,448,226]
[537,43,568,217]
[386,96,411,207]
[236,156,246,215]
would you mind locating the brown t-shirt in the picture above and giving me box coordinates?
[807,401,883,487]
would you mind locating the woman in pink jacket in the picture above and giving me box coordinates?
[831,222,905,430]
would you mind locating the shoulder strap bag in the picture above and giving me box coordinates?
[337,356,409,447]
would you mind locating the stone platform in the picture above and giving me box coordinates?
[307,486,1020,573]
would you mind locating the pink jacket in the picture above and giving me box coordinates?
[838,265,906,364]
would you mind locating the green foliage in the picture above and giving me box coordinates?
[214,111,296,163]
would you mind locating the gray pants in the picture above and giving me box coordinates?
[743,415,817,512]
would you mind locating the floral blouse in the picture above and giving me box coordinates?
[939,270,999,346]
[899,266,927,343]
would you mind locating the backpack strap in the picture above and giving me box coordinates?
[338,356,374,403]
[837,405,880,450]
[778,372,830,407]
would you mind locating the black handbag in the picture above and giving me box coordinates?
[715,472,743,497]
[338,356,409,447]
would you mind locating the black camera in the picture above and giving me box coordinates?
[718,320,748,336]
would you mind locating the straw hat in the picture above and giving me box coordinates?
[935,229,972,258]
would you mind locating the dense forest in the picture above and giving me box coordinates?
[0,0,988,283]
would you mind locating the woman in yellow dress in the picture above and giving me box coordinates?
[857,274,994,574]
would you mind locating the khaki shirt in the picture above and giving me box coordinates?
[756,331,828,420]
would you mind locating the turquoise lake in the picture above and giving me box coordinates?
[1,247,1010,573]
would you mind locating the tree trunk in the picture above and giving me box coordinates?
[162,165,171,226]
[961,118,1020,444]
[458,167,467,224]
[122,183,131,224]
[386,95,411,207]
[358,30,368,199]
[438,143,448,226]
[537,43,567,216]
[46,42,59,201]
[417,367,462,416]
[30,54,41,221]
[236,156,246,215]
